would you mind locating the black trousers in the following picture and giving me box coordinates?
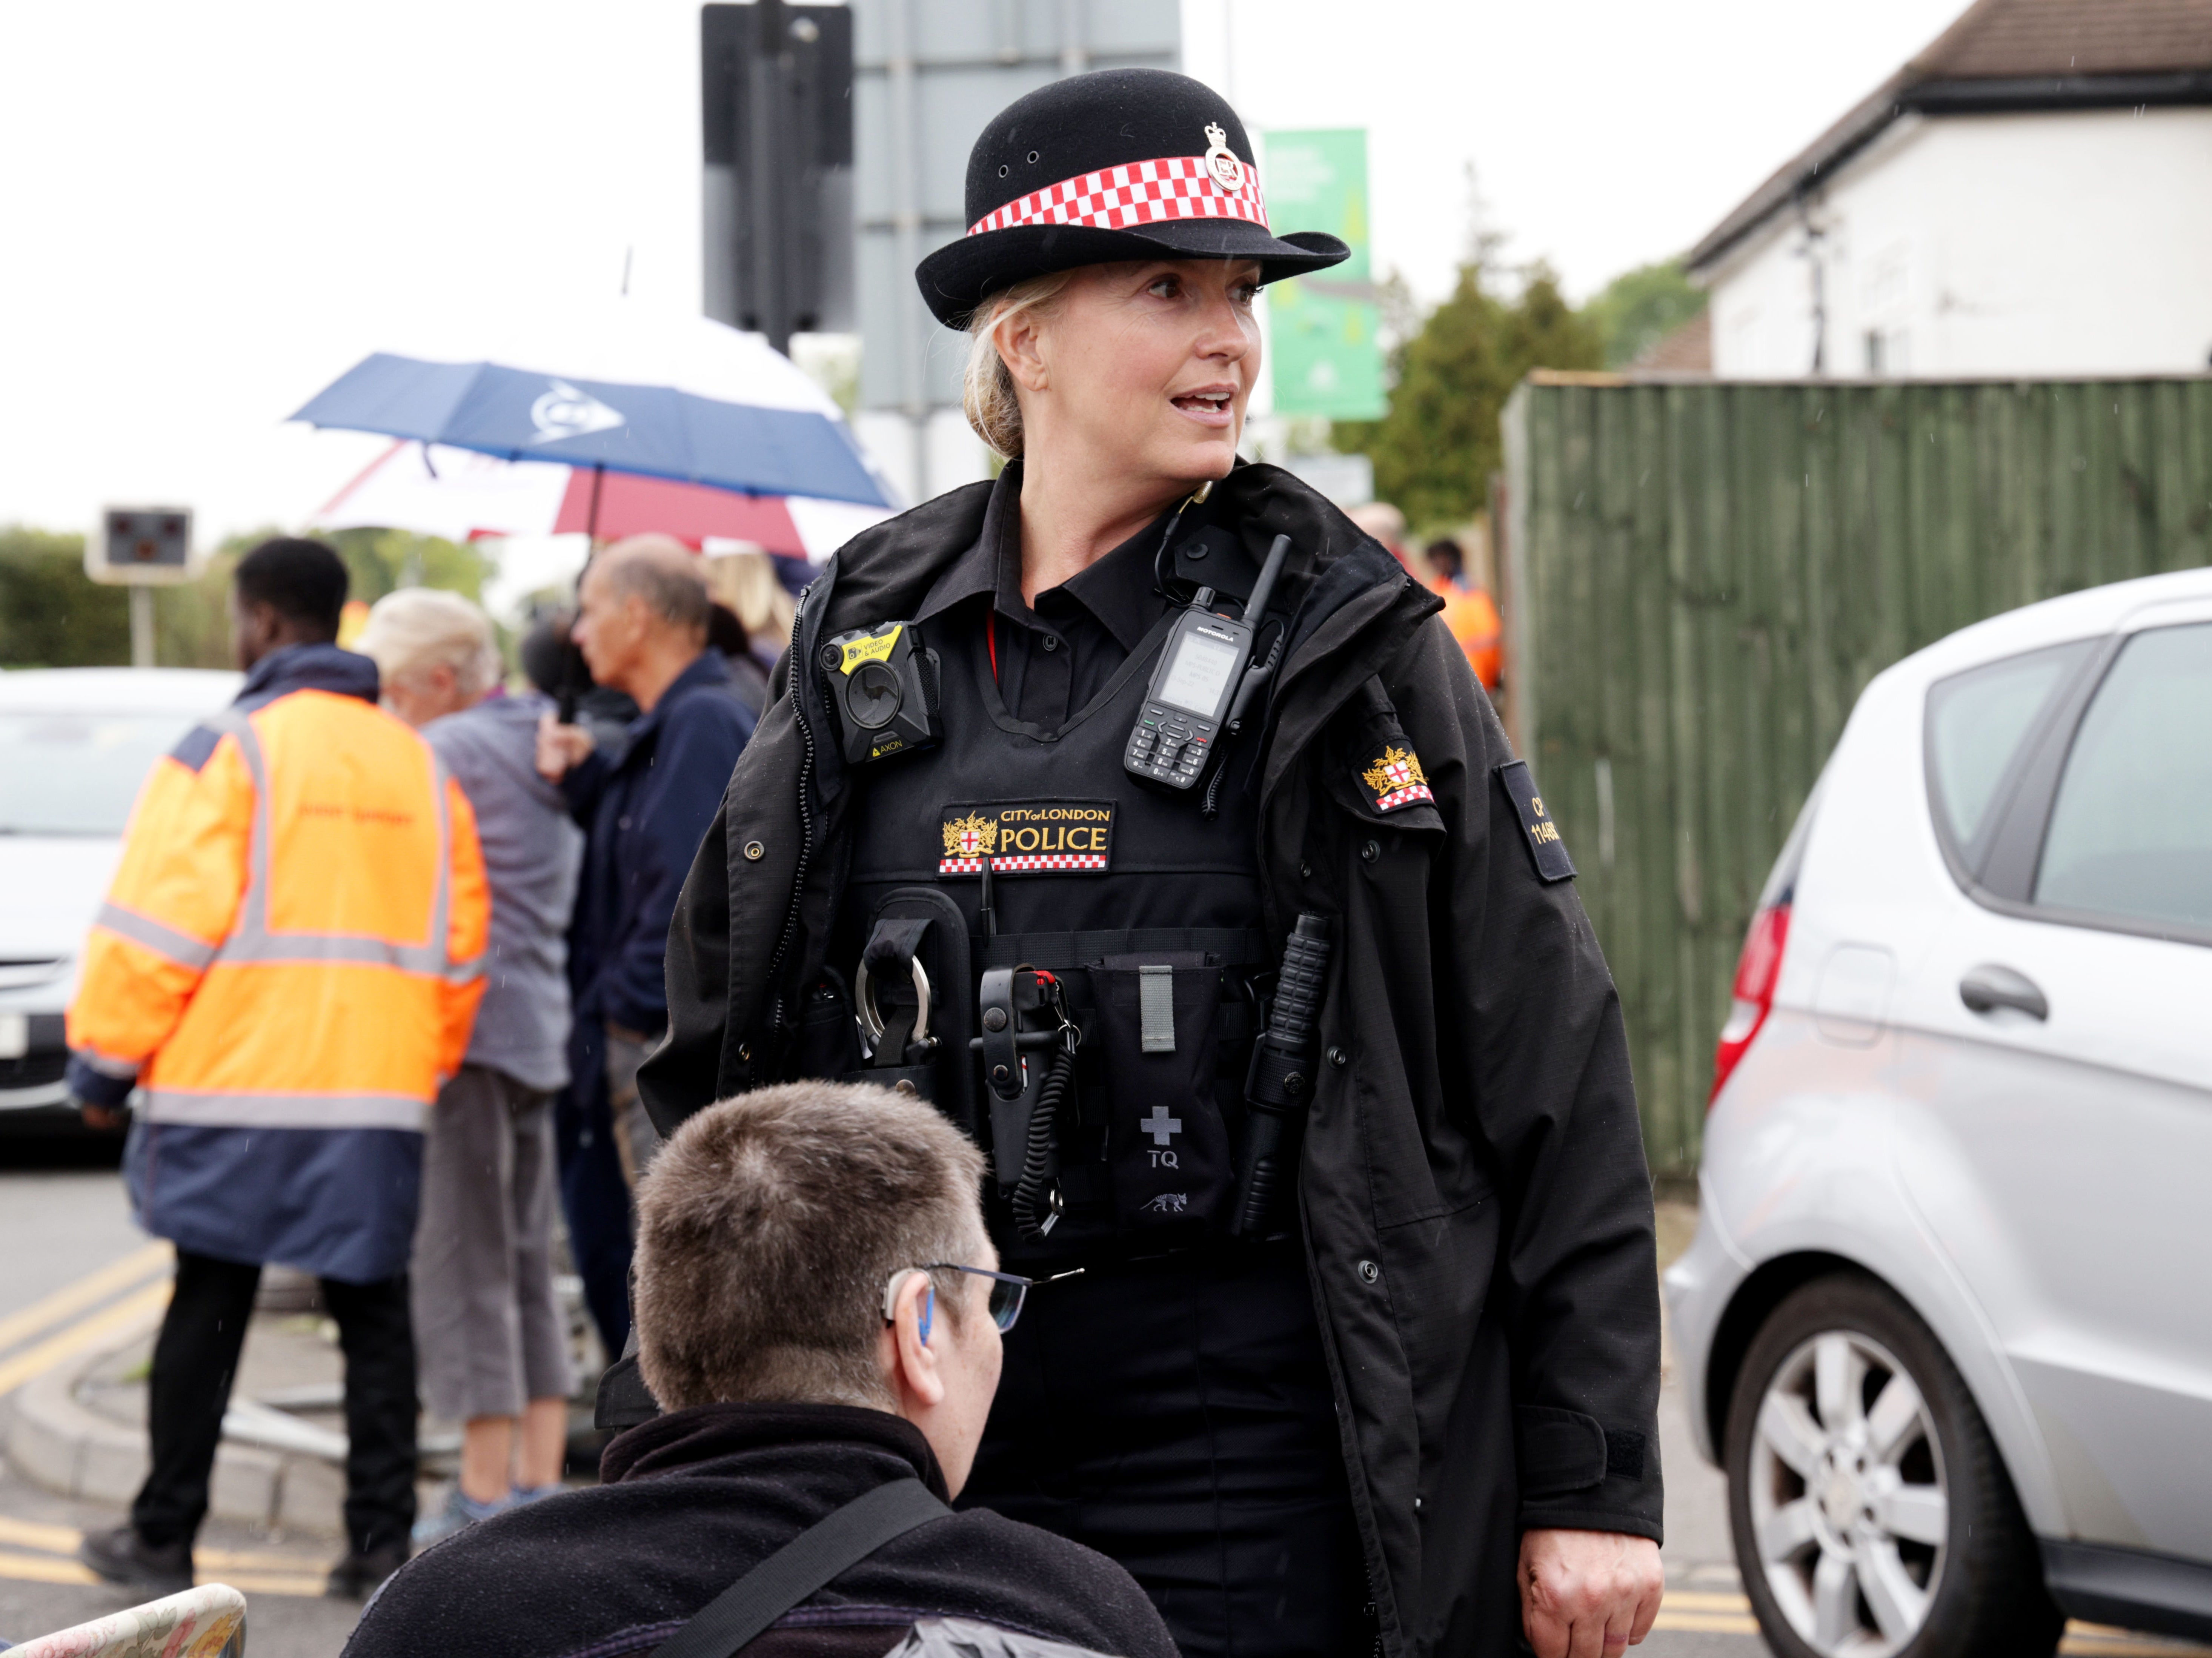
[555,1014,635,1361]
[133,1251,418,1558]
[961,1242,1368,1658]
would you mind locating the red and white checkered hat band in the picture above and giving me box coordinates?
[967,155,1269,238]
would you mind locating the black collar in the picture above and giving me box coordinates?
[913,463,1179,652]
[601,1400,949,1500]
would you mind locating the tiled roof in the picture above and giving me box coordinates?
[1687,0,2212,274]
[1632,309,1713,373]
[1915,0,2212,77]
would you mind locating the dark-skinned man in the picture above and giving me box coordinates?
[68,537,490,1599]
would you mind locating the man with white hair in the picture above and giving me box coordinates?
[535,536,755,1360]
[359,587,583,1544]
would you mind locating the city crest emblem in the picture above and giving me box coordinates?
[942,813,998,862]
[1361,745,1434,812]
[1202,123,1244,193]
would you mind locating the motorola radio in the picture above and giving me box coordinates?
[1124,533,1292,790]
[821,622,941,765]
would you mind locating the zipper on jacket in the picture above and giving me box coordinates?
[759,597,819,1062]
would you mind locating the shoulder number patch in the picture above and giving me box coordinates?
[1494,760,1576,883]
[1360,744,1434,812]
[940,801,1115,876]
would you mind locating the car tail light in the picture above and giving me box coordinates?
[1710,902,1791,1105]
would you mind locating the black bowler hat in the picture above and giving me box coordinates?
[914,68,1351,328]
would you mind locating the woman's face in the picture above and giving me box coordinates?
[1018,258,1263,489]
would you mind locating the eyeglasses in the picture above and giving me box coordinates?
[882,1264,1035,1333]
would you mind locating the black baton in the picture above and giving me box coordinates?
[1230,912,1333,1238]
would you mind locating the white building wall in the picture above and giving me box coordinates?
[1706,108,2212,379]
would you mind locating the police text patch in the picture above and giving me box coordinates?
[939,801,1115,876]
[1494,761,1576,882]
[1360,744,1434,812]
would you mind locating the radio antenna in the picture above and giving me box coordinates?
[1243,534,1292,623]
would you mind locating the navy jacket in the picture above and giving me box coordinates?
[564,650,753,1036]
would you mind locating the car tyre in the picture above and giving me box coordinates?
[1724,1271,2061,1658]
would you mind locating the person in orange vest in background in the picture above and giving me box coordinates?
[1345,503,1503,692]
[1423,536,1503,691]
[65,538,490,1603]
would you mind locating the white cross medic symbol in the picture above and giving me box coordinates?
[1142,1105,1183,1146]
[1383,755,1414,787]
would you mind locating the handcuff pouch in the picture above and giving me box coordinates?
[841,890,976,1135]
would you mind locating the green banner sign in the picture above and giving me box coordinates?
[1262,128,1384,421]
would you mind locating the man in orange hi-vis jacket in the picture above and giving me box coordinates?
[1423,536,1503,691]
[65,538,489,1602]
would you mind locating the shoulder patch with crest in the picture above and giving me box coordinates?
[1360,744,1433,812]
[1494,760,1576,882]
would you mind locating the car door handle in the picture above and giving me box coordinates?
[1959,963,2049,1021]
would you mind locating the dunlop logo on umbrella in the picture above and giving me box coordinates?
[938,801,1115,876]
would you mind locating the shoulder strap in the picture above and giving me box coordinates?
[650,1477,952,1658]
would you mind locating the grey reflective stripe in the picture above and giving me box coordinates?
[445,955,485,985]
[426,748,455,979]
[216,932,450,973]
[143,1088,427,1132]
[202,707,464,982]
[94,903,218,971]
[1138,964,1177,1053]
[72,1046,142,1081]
[206,711,271,937]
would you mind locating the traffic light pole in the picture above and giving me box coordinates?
[129,586,154,669]
[747,0,792,353]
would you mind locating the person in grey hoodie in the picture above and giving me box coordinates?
[361,589,583,1544]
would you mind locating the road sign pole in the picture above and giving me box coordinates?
[129,586,155,670]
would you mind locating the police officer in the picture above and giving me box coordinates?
[641,69,1665,1658]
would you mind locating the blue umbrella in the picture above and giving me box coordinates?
[290,303,896,511]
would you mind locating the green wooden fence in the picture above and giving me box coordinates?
[1499,374,2212,1172]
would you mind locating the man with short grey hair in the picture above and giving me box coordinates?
[345,1082,1179,1658]
[534,536,755,1360]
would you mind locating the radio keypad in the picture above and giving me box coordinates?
[1125,703,1216,790]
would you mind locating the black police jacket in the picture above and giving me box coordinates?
[640,463,1664,1658]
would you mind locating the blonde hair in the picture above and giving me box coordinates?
[962,271,1077,459]
[702,548,796,648]
[358,587,502,699]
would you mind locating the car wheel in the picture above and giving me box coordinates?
[1724,1272,2061,1658]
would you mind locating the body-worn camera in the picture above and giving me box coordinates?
[821,621,941,765]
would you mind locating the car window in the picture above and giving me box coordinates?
[2035,622,2212,934]
[0,712,201,836]
[1925,640,2093,867]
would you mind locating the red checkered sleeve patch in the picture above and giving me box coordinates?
[968,156,1269,237]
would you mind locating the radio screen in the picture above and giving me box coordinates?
[1157,628,1241,715]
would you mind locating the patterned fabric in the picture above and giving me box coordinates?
[967,155,1268,237]
[937,853,1109,876]
[6,1583,246,1658]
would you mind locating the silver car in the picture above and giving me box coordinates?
[1665,567,2212,1658]
[0,668,241,1132]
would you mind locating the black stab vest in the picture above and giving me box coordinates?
[821,602,1271,1269]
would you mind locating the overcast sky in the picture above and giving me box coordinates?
[0,0,1965,546]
